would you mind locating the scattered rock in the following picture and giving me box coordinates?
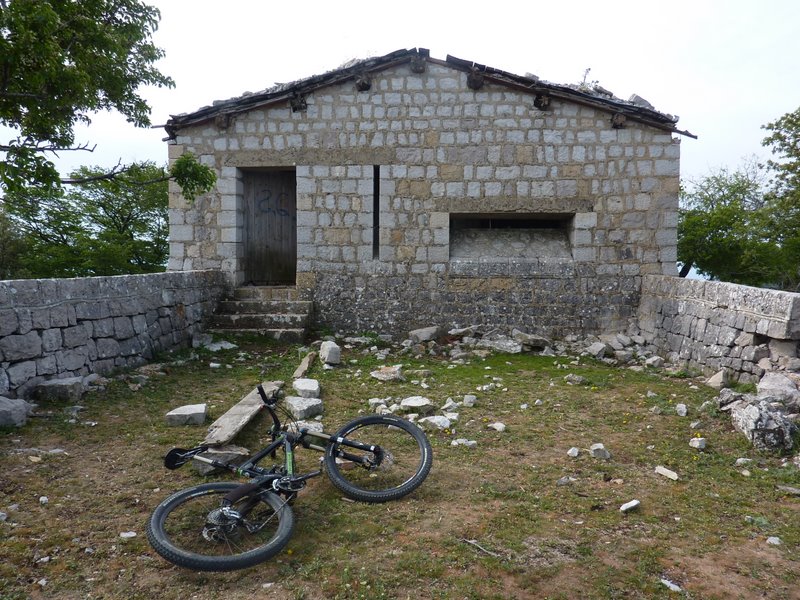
[619,499,641,513]
[729,397,795,452]
[590,443,610,460]
[644,356,664,368]
[766,536,782,546]
[292,351,317,379]
[165,403,207,426]
[567,447,580,458]
[462,394,477,407]
[409,326,439,343]
[476,337,523,354]
[370,365,404,382]
[706,370,728,390]
[399,396,435,415]
[284,396,323,420]
[319,341,341,365]
[204,340,238,352]
[488,422,506,433]
[689,437,707,450]
[675,403,688,417]
[418,415,451,430]
[660,578,682,592]
[586,342,612,359]
[32,377,86,403]
[441,398,459,411]
[119,531,137,539]
[39,496,49,505]
[757,372,800,404]
[0,397,36,427]
[564,374,588,385]
[451,438,478,448]
[655,465,679,480]
[292,378,321,399]
[777,485,800,496]
[511,329,552,351]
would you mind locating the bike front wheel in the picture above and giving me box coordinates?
[146,482,294,572]
[324,414,433,503]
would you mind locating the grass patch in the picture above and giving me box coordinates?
[1,338,798,599]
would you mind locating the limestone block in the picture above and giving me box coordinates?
[0,331,42,361]
[293,378,321,398]
[284,396,323,420]
[757,372,800,404]
[586,342,612,359]
[730,399,795,451]
[320,341,341,365]
[0,397,35,427]
[409,326,439,343]
[166,403,207,426]
[32,377,86,403]
[769,339,798,360]
[399,396,435,415]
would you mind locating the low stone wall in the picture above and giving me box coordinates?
[637,275,800,382]
[0,270,230,398]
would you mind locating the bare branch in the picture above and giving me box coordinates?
[0,142,97,153]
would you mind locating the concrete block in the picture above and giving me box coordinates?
[293,378,321,398]
[284,396,323,420]
[166,403,208,426]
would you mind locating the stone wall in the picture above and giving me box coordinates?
[637,274,800,382]
[168,58,681,337]
[0,270,229,398]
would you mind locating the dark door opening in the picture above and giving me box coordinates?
[243,169,297,285]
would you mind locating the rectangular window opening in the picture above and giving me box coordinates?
[372,165,380,259]
[449,213,574,262]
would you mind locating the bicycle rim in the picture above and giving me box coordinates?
[147,482,292,571]
[325,415,432,502]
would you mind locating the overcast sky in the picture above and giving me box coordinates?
[55,0,800,183]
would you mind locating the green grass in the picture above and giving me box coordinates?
[1,335,798,599]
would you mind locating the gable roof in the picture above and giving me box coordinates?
[164,48,695,139]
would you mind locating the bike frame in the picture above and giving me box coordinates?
[164,385,383,496]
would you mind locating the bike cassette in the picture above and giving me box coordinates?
[273,476,306,493]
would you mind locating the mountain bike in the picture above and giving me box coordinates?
[146,384,433,572]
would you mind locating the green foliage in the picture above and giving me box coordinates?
[762,106,800,197]
[678,161,778,285]
[170,153,217,202]
[0,0,173,196]
[0,206,28,278]
[4,161,169,277]
[679,105,800,290]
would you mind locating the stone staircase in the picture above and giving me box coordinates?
[208,286,312,342]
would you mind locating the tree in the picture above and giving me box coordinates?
[678,103,800,291]
[5,161,169,277]
[762,106,800,199]
[0,0,215,200]
[677,161,779,286]
[0,205,27,278]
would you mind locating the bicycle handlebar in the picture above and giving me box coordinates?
[257,384,277,406]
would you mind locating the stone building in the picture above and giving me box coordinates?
[164,48,693,338]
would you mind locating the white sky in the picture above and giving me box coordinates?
[54,0,800,183]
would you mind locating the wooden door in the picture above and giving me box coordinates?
[243,170,297,285]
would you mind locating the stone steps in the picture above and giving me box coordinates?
[208,286,311,342]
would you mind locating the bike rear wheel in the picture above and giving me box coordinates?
[324,414,432,503]
[146,482,293,572]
